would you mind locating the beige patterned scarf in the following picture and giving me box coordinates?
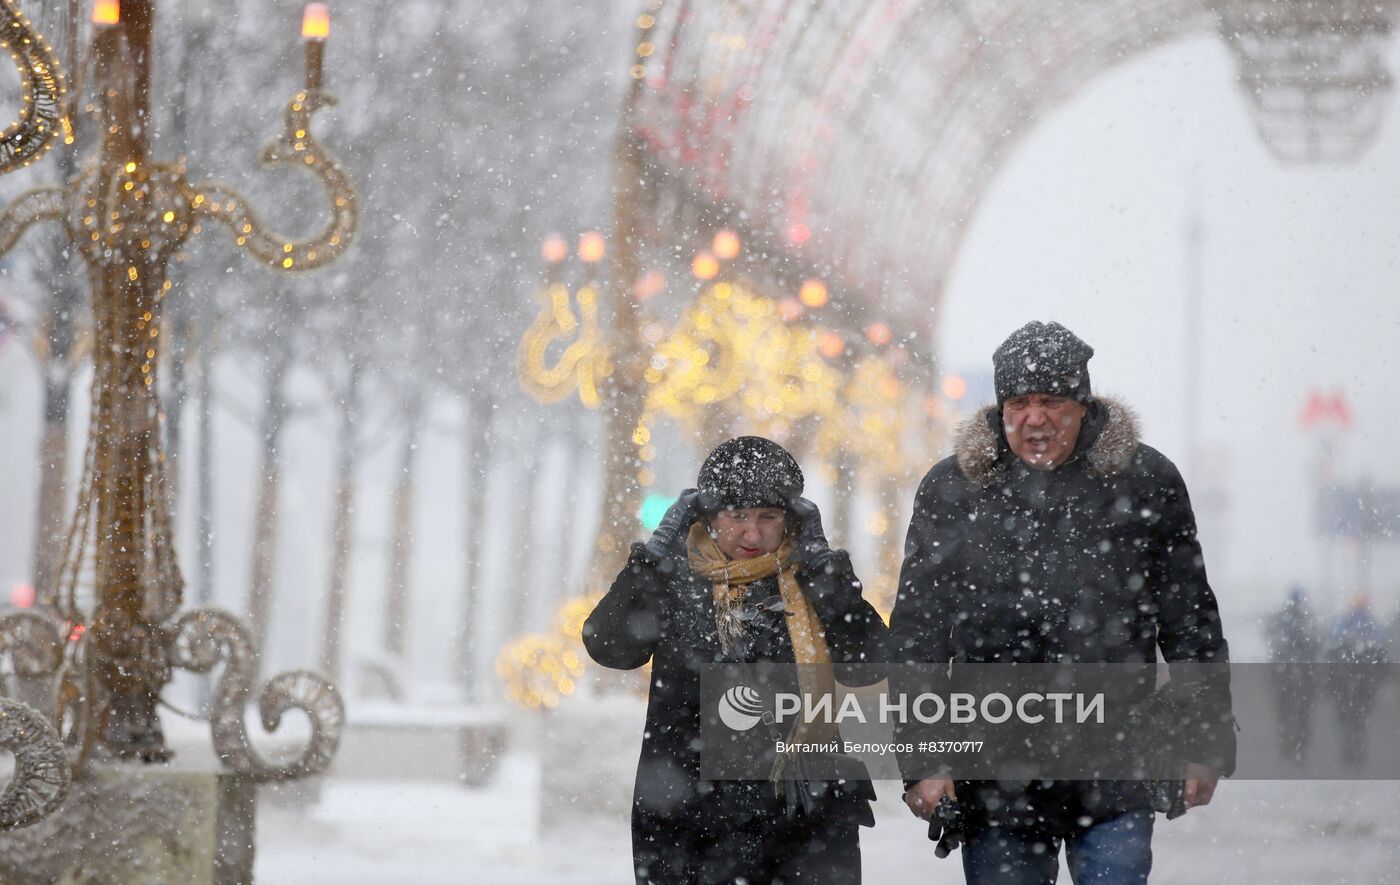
[686,523,837,785]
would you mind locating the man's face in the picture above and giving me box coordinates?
[709,507,787,559]
[1002,393,1087,470]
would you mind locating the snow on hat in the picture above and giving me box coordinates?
[697,436,803,513]
[992,321,1094,407]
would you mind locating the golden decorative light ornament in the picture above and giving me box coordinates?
[799,278,828,308]
[691,250,719,280]
[712,229,741,260]
[577,230,605,263]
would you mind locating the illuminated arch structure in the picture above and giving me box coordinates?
[585,0,1398,590]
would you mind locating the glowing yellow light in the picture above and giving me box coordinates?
[92,0,119,26]
[637,42,654,58]
[632,425,651,446]
[691,250,719,280]
[541,235,568,264]
[127,267,138,281]
[941,374,968,401]
[712,229,741,260]
[124,161,136,173]
[282,257,294,268]
[301,2,330,40]
[578,230,606,263]
[799,278,828,308]
[866,512,890,536]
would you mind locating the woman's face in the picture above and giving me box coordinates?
[709,507,787,560]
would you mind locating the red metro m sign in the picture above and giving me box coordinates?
[1299,389,1353,431]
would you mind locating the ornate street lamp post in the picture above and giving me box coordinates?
[0,0,353,791]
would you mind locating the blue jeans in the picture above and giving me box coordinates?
[961,810,1154,884]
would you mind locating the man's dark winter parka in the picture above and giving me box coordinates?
[888,396,1236,836]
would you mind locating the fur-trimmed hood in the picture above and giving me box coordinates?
[954,395,1141,487]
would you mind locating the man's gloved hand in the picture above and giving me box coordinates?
[644,488,702,561]
[788,497,834,570]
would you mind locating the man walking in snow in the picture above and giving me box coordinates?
[888,321,1235,884]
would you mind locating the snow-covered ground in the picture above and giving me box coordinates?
[255,752,1400,884]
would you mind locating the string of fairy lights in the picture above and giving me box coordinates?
[507,222,968,706]
[0,0,67,172]
[495,593,601,711]
[516,224,960,484]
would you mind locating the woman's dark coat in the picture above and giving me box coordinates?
[584,538,886,883]
[888,396,1236,837]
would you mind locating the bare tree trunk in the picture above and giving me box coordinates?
[383,393,423,662]
[457,391,496,699]
[161,312,192,515]
[32,368,73,607]
[506,416,541,638]
[30,198,80,608]
[247,350,290,655]
[874,473,904,613]
[540,411,582,614]
[193,322,217,598]
[320,366,360,684]
[586,112,651,597]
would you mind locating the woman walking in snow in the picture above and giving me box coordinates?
[584,436,885,884]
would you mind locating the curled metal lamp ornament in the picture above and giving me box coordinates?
[0,699,70,831]
[169,610,344,782]
[642,280,836,430]
[517,277,609,408]
[642,281,755,421]
[0,0,65,173]
[0,612,70,831]
[195,87,357,271]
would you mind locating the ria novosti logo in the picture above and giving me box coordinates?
[716,682,1107,731]
[717,685,768,731]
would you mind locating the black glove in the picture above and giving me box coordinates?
[788,496,834,570]
[927,796,966,858]
[644,488,702,561]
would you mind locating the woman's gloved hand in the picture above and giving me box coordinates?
[644,488,702,561]
[788,496,834,570]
